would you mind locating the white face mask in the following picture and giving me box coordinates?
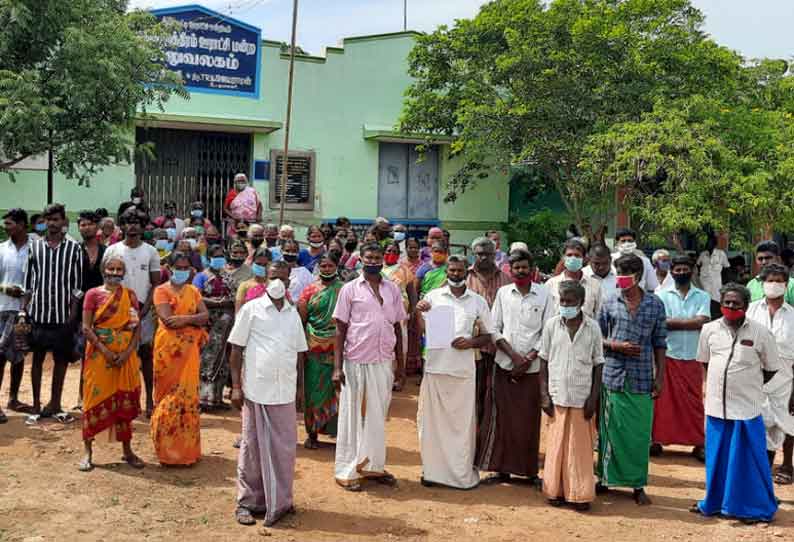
[763,281,787,300]
[132,197,142,205]
[619,241,637,255]
[267,279,286,300]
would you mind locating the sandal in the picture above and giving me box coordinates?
[0,410,7,424]
[53,412,75,424]
[303,437,319,450]
[547,498,565,507]
[78,457,94,472]
[692,446,706,463]
[689,504,703,515]
[375,473,398,487]
[122,454,145,469]
[338,480,363,492]
[7,400,33,413]
[235,507,256,526]
[774,466,793,485]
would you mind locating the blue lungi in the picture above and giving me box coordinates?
[698,415,777,522]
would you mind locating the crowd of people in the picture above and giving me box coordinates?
[0,176,792,528]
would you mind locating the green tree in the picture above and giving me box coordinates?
[0,0,186,185]
[399,0,742,236]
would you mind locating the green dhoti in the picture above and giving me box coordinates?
[596,385,653,489]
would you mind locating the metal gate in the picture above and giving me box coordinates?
[377,143,438,220]
[135,127,251,231]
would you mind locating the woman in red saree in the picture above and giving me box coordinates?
[151,251,209,466]
[79,256,144,472]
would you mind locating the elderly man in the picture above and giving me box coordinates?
[486,230,507,269]
[262,223,282,261]
[652,249,674,293]
[420,227,446,263]
[694,284,780,524]
[228,261,307,527]
[279,224,295,243]
[597,253,667,505]
[244,224,266,265]
[416,256,493,489]
[583,244,617,300]
[747,240,794,304]
[611,228,658,291]
[332,242,408,491]
[653,255,711,460]
[547,239,603,319]
[747,264,794,486]
[466,237,511,424]
[0,209,34,422]
[477,249,552,485]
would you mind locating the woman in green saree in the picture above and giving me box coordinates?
[297,252,343,449]
[416,241,449,298]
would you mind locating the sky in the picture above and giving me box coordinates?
[128,0,792,60]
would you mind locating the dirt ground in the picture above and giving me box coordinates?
[0,360,792,542]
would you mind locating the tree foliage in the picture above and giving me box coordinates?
[399,0,743,236]
[0,0,186,185]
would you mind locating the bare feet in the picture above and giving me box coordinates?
[7,399,33,413]
[303,436,319,450]
[633,488,652,505]
[122,454,145,469]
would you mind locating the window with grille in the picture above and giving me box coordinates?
[268,149,315,210]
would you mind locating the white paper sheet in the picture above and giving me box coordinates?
[425,305,455,349]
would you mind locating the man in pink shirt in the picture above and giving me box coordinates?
[332,242,408,491]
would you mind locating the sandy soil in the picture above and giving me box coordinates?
[0,360,792,542]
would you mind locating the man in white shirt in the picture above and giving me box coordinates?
[547,239,603,318]
[583,244,617,300]
[695,283,780,523]
[697,235,730,317]
[746,264,794,485]
[476,249,552,485]
[415,256,493,489]
[228,261,308,527]
[652,249,674,293]
[104,208,161,416]
[612,228,658,291]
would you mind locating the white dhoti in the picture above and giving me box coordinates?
[418,373,479,489]
[762,361,794,450]
[334,360,394,485]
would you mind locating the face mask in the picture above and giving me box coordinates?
[513,273,532,288]
[431,253,447,265]
[384,254,400,266]
[616,275,636,290]
[171,269,190,285]
[105,275,124,286]
[320,272,337,282]
[229,257,244,267]
[672,272,692,286]
[764,281,787,299]
[447,278,466,288]
[190,209,203,218]
[267,279,286,300]
[329,249,343,261]
[252,238,267,248]
[34,223,47,233]
[143,231,154,240]
[185,238,198,249]
[235,183,247,192]
[165,228,177,240]
[345,241,357,252]
[155,239,173,251]
[309,241,325,249]
[721,306,745,321]
[559,305,580,320]
[564,256,583,272]
[266,238,277,247]
[657,260,671,272]
[132,197,142,205]
[237,230,248,239]
[194,226,205,235]
[282,253,298,263]
[251,263,267,277]
[364,263,383,276]
[619,241,637,255]
[210,257,226,270]
[393,232,406,242]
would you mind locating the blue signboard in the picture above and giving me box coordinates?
[151,4,261,98]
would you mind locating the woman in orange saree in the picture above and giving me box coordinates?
[151,251,209,466]
[79,256,144,472]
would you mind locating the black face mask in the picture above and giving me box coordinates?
[229,258,244,267]
[672,272,692,286]
[283,253,298,263]
[250,238,264,248]
[266,238,277,247]
[328,249,343,261]
[345,241,357,252]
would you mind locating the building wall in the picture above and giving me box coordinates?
[1,29,508,240]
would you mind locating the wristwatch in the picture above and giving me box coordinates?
[72,288,84,300]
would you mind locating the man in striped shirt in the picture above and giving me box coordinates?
[21,203,83,417]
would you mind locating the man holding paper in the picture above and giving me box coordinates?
[476,249,552,485]
[416,256,494,489]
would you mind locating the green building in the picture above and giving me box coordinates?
[0,5,508,244]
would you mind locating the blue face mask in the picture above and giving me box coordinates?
[564,256,583,273]
[209,257,226,270]
[171,269,191,285]
[155,239,173,251]
[393,232,406,242]
[165,228,177,240]
[559,305,580,320]
[190,209,203,218]
[252,263,267,277]
[34,223,47,233]
[657,260,671,272]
